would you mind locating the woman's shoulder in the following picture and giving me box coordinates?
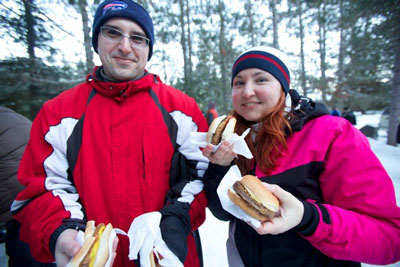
[306,114,352,131]
[302,115,369,148]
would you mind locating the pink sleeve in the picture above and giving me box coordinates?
[304,120,400,265]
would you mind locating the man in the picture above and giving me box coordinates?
[0,107,55,267]
[342,106,357,125]
[330,106,341,117]
[11,1,208,266]
[205,101,218,126]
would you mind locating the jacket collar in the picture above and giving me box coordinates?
[288,94,330,133]
[86,66,157,101]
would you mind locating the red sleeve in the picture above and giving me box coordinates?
[12,102,84,262]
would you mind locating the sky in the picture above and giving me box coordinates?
[198,111,400,267]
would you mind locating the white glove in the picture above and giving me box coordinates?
[127,212,183,267]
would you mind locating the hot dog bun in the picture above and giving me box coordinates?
[228,175,279,221]
[206,115,237,145]
[150,252,160,267]
[83,220,95,240]
[69,221,113,267]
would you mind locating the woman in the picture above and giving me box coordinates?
[202,46,400,266]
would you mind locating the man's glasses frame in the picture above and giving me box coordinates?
[100,26,150,48]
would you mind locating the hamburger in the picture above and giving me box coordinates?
[206,115,237,145]
[228,175,279,221]
[69,220,113,267]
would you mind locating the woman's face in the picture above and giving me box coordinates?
[232,68,283,122]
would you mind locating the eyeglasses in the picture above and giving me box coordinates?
[100,26,150,48]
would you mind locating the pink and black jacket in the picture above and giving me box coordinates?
[204,94,400,266]
[11,67,209,266]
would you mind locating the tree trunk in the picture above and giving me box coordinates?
[387,19,400,146]
[78,0,94,74]
[336,0,345,105]
[318,2,328,103]
[218,0,229,112]
[24,0,35,60]
[298,0,307,96]
[245,0,255,46]
[185,0,193,78]
[23,0,40,118]
[270,0,279,49]
[178,0,189,87]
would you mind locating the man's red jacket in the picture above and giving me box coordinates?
[12,67,209,266]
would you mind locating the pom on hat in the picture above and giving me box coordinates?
[92,0,154,60]
[231,46,291,95]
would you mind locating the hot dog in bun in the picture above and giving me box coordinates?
[150,252,160,267]
[206,115,237,145]
[228,175,279,221]
[69,220,113,267]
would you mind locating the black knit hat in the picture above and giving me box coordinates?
[92,0,154,60]
[231,46,291,95]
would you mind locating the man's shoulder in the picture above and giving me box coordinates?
[154,80,194,102]
[47,82,91,104]
[40,82,92,117]
[153,81,202,116]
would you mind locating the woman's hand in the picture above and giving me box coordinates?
[250,183,304,235]
[202,140,237,166]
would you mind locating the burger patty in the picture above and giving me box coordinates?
[211,116,230,144]
[233,181,271,216]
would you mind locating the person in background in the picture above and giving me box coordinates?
[206,101,219,125]
[342,106,357,125]
[0,106,55,267]
[397,123,400,144]
[11,1,208,266]
[330,106,341,116]
[202,46,400,266]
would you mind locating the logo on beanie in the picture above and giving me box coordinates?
[103,1,128,14]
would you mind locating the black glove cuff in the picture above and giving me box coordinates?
[295,201,319,236]
[160,202,191,263]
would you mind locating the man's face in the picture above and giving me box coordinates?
[97,18,149,81]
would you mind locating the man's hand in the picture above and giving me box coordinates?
[202,141,237,166]
[55,228,119,267]
[55,229,80,267]
[250,183,304,235]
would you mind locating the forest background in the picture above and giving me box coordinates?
[0,0,399,145]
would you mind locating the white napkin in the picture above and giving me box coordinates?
[125,212,183,267]
[217,165,261,228]
[66,227,118,267]
[189,128,253,159]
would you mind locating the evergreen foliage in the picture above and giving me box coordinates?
[0,0,398,127]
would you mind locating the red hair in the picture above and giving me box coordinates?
[233,91,292,175]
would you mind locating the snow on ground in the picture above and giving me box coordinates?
[199,111,400,267]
